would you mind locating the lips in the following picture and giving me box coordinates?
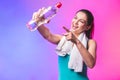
[72,26,78,30]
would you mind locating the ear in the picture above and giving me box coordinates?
[86,25,91,31]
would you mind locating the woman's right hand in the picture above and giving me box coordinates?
[32,7,51,26]
[32,7,46,24]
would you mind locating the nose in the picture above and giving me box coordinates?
[74,20,78,26]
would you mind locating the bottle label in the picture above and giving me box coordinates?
[43,6,57,19]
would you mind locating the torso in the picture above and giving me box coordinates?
[58,55,89,80]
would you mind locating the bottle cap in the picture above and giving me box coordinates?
[56,2,62,8]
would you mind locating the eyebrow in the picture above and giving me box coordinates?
[74,16,87,22]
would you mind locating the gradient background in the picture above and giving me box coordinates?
[0,0,120,80]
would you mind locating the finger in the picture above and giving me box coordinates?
[63,33,69,36]
[32,12,38,20]
[32,7,45,20]
[63,26,70,32]
[39,7,46,17]
[38,8,42,16]
[46,19,51,23]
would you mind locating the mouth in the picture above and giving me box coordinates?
[72,26,79,30]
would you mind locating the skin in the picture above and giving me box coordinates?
[32,8,97,68]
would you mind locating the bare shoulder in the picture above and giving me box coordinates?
[88,39,97,47]
[88,39,97,59]
[88,39,97,54]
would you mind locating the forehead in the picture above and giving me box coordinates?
[75,12,87,21]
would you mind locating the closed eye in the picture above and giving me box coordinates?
[79,19,86,24]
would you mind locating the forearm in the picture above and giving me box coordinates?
[75,40,95,68]
[37,25,62,44]
[37,25,51,39]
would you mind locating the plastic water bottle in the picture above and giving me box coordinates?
[26,2,62,31]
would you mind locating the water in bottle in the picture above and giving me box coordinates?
[26,2,62,31]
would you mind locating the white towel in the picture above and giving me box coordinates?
[55,32,88,72]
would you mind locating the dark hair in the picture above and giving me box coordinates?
[76,9,94,39]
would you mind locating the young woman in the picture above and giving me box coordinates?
[32,8,97,80]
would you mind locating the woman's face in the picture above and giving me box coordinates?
[71,11,88,35]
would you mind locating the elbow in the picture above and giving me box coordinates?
[87,57,96,69]
[88,64,94,69]
[88,61,96,69]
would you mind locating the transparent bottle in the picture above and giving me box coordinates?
[26,2,62,31]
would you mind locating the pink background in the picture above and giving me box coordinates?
[0,0,120,80]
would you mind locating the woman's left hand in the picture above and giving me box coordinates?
[63,26,78,43]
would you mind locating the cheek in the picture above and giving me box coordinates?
[71,21,75,28]
[78,25,87,32]
[71,20,75,24]
[78,21,85,26]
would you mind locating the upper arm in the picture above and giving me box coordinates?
[47,33,62,44]
[88,39,97,61]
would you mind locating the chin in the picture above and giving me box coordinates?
[71,28,78,32]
